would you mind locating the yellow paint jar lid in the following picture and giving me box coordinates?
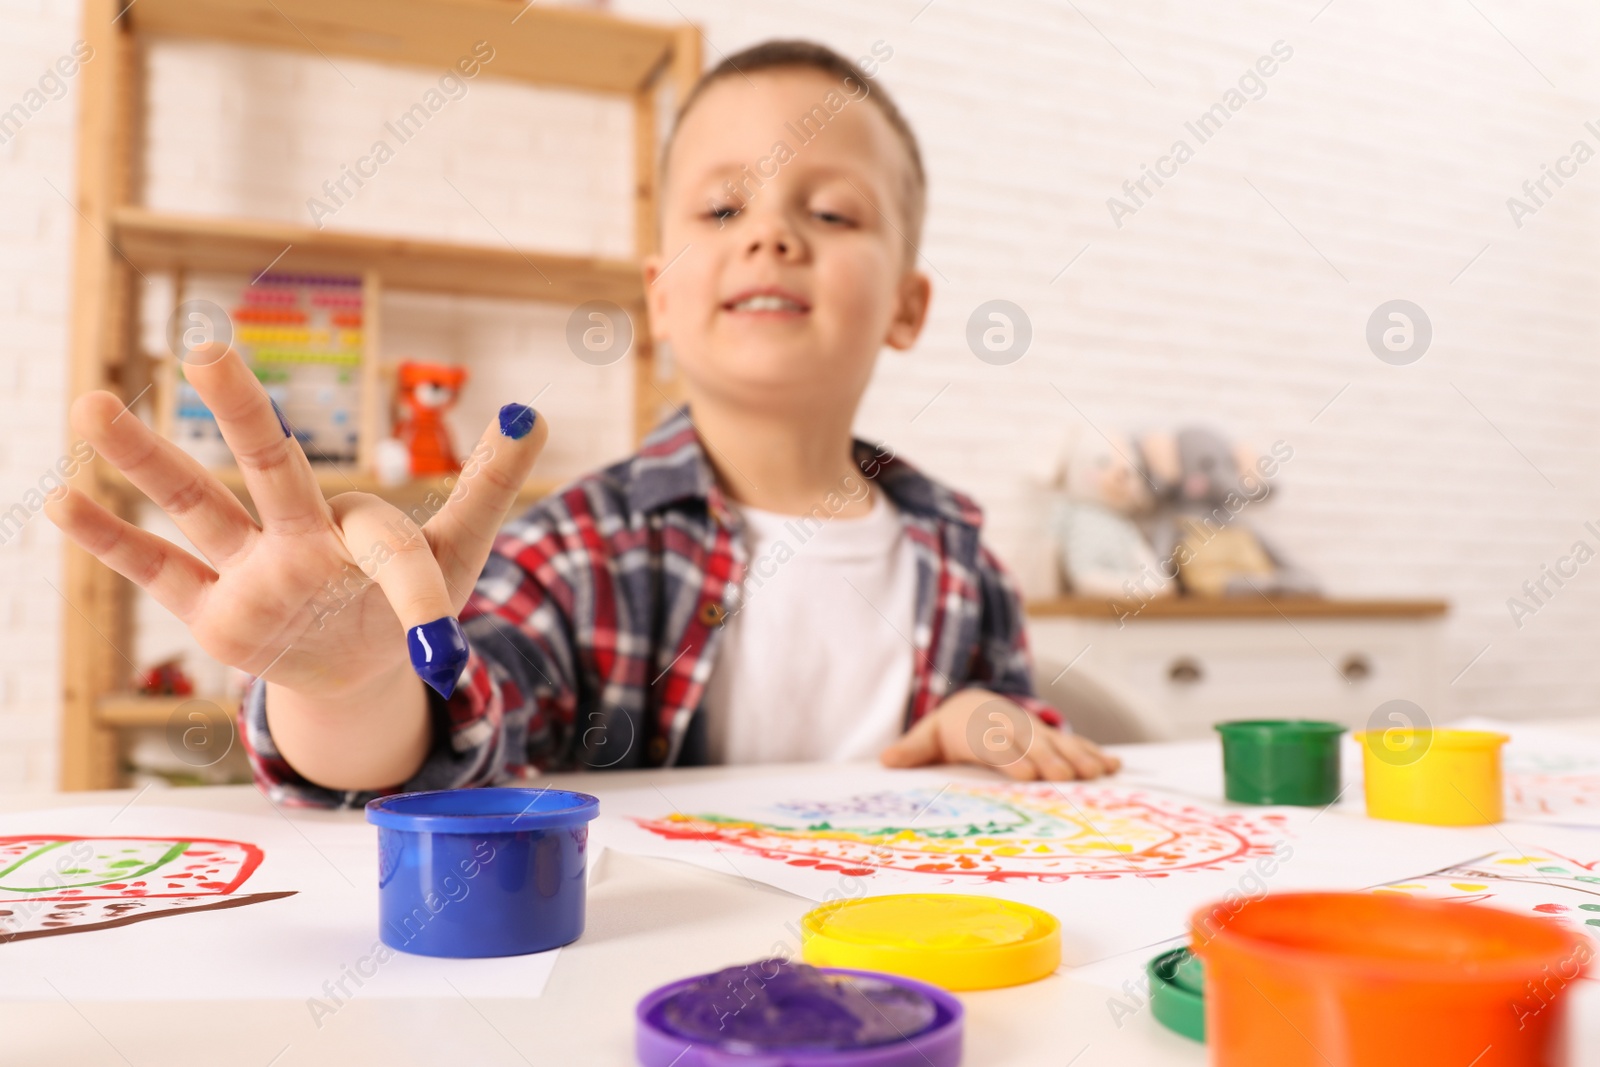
[800,893,1061,991]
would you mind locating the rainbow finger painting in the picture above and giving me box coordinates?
[632,782,1286,883]
[597,770,1507,966]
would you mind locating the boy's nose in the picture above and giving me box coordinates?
[746,233,791,257]
[742,213,802,259]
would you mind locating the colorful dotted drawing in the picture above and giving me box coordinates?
[0,836,294,944]
[1372,846,1600,931]
[633,783,1287,883]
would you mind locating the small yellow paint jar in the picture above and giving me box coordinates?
[1353,728,1509,826]
[800,893,1061,991]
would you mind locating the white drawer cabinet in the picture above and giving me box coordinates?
[1026,598,1447,742]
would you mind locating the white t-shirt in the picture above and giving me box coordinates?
[702,492,917,764]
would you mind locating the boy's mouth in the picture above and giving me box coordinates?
[722,287,810,315]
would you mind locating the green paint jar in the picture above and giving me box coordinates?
[1215,720,1346,806]
[1148,947,1205,1043]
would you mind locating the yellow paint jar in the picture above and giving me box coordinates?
[1353,728,1509,825]
[800,893,1061,991]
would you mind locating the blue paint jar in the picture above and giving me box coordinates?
[365,787,599,958]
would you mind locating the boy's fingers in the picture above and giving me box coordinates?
[1027,738,1078,781]
[879,713,942,768]
[1075,736,1121,775]
[181,344,329,533]
[1052,733,1110,780]
[425,404,549,604]
[69,390,259,567]
[330,494,449,624]
[44,486,215,622]
[998,755,1041,781]
[330,493,467,700]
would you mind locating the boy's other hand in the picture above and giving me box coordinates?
[879,688,1121,781]
[43,344,548,704]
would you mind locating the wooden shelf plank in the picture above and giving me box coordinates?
[112,208,645,306]
[1027,596,1450,621]
[128,0,678,94]
[100,464,557,509]
[98,692,241,727]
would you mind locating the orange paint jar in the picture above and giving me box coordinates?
[1191,892,1591,1066]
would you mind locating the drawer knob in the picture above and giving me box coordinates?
[1340,654,1372,682]
[1167,657,1204,684]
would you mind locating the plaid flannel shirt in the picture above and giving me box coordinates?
[242,410,1061,807]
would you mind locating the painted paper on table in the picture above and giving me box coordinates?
[0,806,559,1004]
[1453,718,1600,828]
[594,768,1504,966]
[0,834,293,943]
[1369,822,1600,943]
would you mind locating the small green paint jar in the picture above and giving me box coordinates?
[1215,720,1346,806]
[1148,947,1205,1043]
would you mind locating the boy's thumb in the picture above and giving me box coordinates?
[879,714,942,768]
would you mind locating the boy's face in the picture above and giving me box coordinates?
[645,69,931,419]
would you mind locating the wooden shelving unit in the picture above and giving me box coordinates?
[97,692,242,729]
[61,0,701,789]
[113,209,647,306]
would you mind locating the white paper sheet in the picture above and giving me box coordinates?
[1102,738,1230,800]
[593,767,1504,968]
[1451,718,1600,828]
[0,806,560,1002]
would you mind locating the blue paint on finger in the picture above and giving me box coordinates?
[270,397,292,438]
[498,403,537,440]
[408,616,470,700]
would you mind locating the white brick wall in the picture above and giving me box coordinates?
[0,0,89,792]
[5,0,1600,789]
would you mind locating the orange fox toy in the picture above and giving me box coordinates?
[395,362,468,476]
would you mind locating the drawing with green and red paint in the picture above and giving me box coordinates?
[0,836,294,943]
[1372,844,1600,934]
[633,783,1287,882]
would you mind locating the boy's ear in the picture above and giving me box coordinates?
[641,254,671,342]
[884,269,932,351]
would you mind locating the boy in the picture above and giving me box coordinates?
[46,40,1118,804]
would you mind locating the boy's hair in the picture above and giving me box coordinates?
[662,39,927,256]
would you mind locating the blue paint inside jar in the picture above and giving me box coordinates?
[365,787,598,958]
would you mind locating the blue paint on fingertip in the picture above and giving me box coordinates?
[498,403,537,440]
[407,616,470,700]
[270,397,292,438]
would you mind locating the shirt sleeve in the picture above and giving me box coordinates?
[239,528,585,809]
[968,544,1065,730]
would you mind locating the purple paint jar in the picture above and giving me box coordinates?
[635,958,963,1066]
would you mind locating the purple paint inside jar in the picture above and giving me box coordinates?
[649,959,938,1052]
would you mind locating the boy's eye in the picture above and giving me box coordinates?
[813,209,855,226]
[705,203,740,222]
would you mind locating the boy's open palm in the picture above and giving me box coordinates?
[44,345,547,703]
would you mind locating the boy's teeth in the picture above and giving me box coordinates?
[731,294,802,312]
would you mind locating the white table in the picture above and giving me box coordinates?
[5,744,1600,1067]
